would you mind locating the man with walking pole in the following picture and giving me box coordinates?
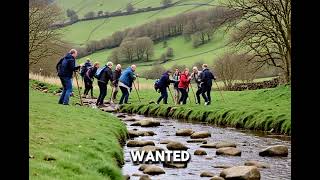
[199,64,216,105]
[118,65,138,105]
[56,49,80,105]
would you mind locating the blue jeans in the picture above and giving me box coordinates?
[119,86,129,104]
[157,87,168,104]
[59,77,73,105]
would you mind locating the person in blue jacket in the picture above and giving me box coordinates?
[118,65,137,104]
[156,70,175,104]
[56,49,80,105]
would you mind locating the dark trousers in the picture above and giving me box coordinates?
[179,88,188,104]
[96,81,107,105]
[119,86,130,104]
[157,87,168,104]
[202,86,212,104]
[196,87,203,104]
[58,76,73,105]
[83,76,93,96]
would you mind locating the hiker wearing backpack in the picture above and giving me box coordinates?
[96,62,113,107]
[200,64,216,105]
[156,70,175,104]
[178,68,191,105]
[172,68,181,104]
[110,64,122,103]
[56,49,80,105]
[191,66,203,104]
[80,59,92,85]
[118,65,137,105]
[83,62,100,98]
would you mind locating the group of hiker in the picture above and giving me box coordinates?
[156,64,216,105]
[56,49,216,106]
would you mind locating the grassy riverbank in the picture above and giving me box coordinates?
[29,79,291,135]
[119,85,291,135]
[29,86,128,179]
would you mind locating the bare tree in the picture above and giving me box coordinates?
[120,40,135,63]
[166,47,174,58]
[213,53,256,89]
[126,3,134,13]
[84,11,96,19]
[224,0,291,83]
[108,48,121,65]
[161,0,172,7]
[29,0,67,66]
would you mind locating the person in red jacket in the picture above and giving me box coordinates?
[178,68,191,104]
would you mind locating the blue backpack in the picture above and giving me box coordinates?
[94,66,106,79]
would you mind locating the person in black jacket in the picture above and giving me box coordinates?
[156,70,175,104]
[56,49,80,105]
[199,64,216,105]
[96,62,113,107]
[110,64,122,103]
[83,62,100,98]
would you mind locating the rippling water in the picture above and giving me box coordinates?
[120,114,291,180]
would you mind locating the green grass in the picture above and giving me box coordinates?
[57,0,216,46]
[29,84,128,179]
[56,0,182,19]
[119,85,291,134]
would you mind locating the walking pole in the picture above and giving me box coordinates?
[168,86,174,104]
[214,81,225,103]
[137,76,140,91]
[189,83,196,103]
[74,71,83,106]
[133,82,141,103]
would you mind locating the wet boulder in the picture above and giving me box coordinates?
[210,176,225,180]
[220,166,260,180]
[138,145,164,153]
[216,147,241,156]
[163,161,187,168]
[190,131,211,139]
[216,142,237,149]
[259,145,288,157]
[143,165,165,175]
[127,140,155,147]
[176,128,194,136]
[131,119,161,127]
[187,139,207,144]
[200,171,215,177]
[194,149,207,155]
[244,161,270,168]
[138,164,150,171]
[200,143,217,148]
[139,175,151,180]
[128,130,156,138]
[166,141,189,150]
[160,139,176,144]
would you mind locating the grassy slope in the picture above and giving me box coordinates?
[29,87,128,179]
[119,85,291,134]
[77,28,230,72]
[58,0,215,45]
[56,0,181,19]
